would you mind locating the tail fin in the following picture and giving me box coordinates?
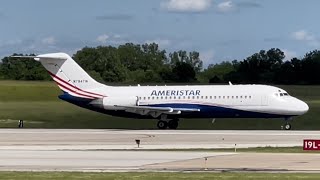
[21,53,105,99]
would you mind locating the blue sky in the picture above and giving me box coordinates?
[0,0,319,67]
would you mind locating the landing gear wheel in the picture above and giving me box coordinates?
[157,120,168,129]
[284,123,291,130]
[168,120,179,129]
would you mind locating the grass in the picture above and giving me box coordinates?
[0,172,319,180]
[0,81,319,129]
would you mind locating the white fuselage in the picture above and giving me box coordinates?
[86,84,309,118]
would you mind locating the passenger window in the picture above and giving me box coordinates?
[210,96,212,99]
[148,97,150,100]
[280,93,283,96]
[205,96,208,99]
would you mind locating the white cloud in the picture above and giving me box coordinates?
[113,34,122,39]
[162,0,212,13]
[41,36,56,45]
[200,49,215,68]
[217,1,234,13]
[291,30,319,47]
[292,30,314,41]
[96,34,109,44]
[145,38,171,47]
[282,49,297,61]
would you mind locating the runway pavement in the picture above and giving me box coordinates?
[0,129,319,172]
[0,129,319,150]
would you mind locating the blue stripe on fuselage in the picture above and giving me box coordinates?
[142,103,290,119]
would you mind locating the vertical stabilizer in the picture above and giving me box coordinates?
[36,53,105,99]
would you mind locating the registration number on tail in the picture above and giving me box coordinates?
[303,139,320,150]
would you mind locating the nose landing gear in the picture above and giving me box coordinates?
[284,122,292,130]
[283,117,292,130]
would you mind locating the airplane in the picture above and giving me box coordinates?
[13,53,309,130]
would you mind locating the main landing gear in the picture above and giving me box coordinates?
[157,119,179,129]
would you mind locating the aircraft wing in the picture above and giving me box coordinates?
[115,105,200,118]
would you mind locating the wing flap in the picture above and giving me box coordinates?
[115,105,200,118]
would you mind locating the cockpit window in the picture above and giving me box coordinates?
[275,92,290,97]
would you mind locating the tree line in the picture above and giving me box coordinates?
[1,43,320,85]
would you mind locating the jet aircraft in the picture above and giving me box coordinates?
[13,53,309,130]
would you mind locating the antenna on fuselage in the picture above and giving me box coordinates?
[229,81,233,85]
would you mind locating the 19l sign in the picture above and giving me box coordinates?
[303,139,320,150]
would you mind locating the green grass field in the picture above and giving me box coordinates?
[0,172,319,180]
[0,81,319,129]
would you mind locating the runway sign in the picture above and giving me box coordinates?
[303,139,320,150]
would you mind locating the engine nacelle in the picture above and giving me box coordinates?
[90,96,138,110]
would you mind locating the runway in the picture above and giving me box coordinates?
[0,129,319,172]
[0,129,319,150]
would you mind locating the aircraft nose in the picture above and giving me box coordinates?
[296,100,309,115]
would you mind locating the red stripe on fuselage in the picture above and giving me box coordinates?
[51,76,96,99]
[47,70,104,98]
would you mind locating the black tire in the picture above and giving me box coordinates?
[284,123,291,130]
[168,120,179,129]
[157,120,168,129]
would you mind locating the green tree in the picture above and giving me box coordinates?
[199,61,234,83]
[0,54,49,80]
[171,62,196,82]
[169,50,203,72]
[301,50,320,84]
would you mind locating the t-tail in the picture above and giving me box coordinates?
[13,53,105,99]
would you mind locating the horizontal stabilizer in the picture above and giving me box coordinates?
[11,55,67,61]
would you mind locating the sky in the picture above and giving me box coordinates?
[0,0,319,67]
